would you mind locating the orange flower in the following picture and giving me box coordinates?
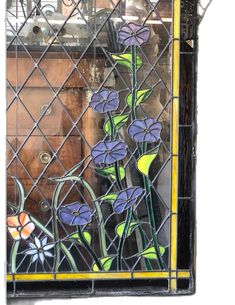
[7,212,35,240]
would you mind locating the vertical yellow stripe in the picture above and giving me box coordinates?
[170,0,180,292]
[170,214,178,268]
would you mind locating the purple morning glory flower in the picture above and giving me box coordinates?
[91,140,127,165]
[89,88,119,113]
[128,118,162,143]
[118,23,150,46]
[59,202,92,226]
[113,187,144,214]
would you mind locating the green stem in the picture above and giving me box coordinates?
[10,241,20,274]
[60,243,78,271]
[10,178,25,273]
[117,208,133,270]
[142,143,166,269]
[77,226,103,271]
[132,212,152,271]
[52,194,60,272]
[53,175,108,258]
[114,161,123,190]
[131,45,137,121]
[114,177,151,269]
[129,44,166,270]
[132,45,152,269]
[108,111,123,190]
[143,177,166,270]
[81,178,108,257]
[107,111,115,139]
[131,46,144,159]
[52,164,81,272]
[131,45,165,269]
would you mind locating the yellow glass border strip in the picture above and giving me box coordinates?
[170,0,181,292]
[15,273,54,281]
[7,274,13,281]
[56,272,131,280]
[6,271,190,282]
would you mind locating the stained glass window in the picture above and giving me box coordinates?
[6,0,196,297]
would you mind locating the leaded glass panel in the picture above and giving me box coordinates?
[6,0,197,297]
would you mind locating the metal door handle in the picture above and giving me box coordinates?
[41,104,52,116]
[39,151,52,164]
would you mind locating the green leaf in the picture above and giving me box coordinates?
[12,177,25,212]
[111,53,143,71]
[92,256,115,272]
[126,89,152,107]
[104,114,129,135]
[136,146,160,176]
[116,221,139,238]
[139,246,165,260]
[67,231,91,246]
[95,165,126,181]
[98,193,118,203]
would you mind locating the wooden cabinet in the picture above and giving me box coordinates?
[7,52,113,218]
[7,88,83,135]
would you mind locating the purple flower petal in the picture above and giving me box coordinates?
[132,187,144,198]
[91,140,127,166]
[125,199,136,209]
[114,203,125,214]
[133,132,145,142]
[90,92,102,102]
[128,118,162,143]
[150,122,162,131]
[99,88,110,99]
[93,154,106,165]
[113,187,144,214]
[128,23,142,32]
[118,191,128,201]
[136,27,150,43]
[59,202,92,226]
[104,153,117,164]
[145,118,156,128]
[108,91,118,100]
[118,23,150,46]
[59,211,73,225]
[143,132,157,143]
[89,88,119,113]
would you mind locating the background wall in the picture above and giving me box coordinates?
[1,0,235,304]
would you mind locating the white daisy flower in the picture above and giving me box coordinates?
[24,236,54,264]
